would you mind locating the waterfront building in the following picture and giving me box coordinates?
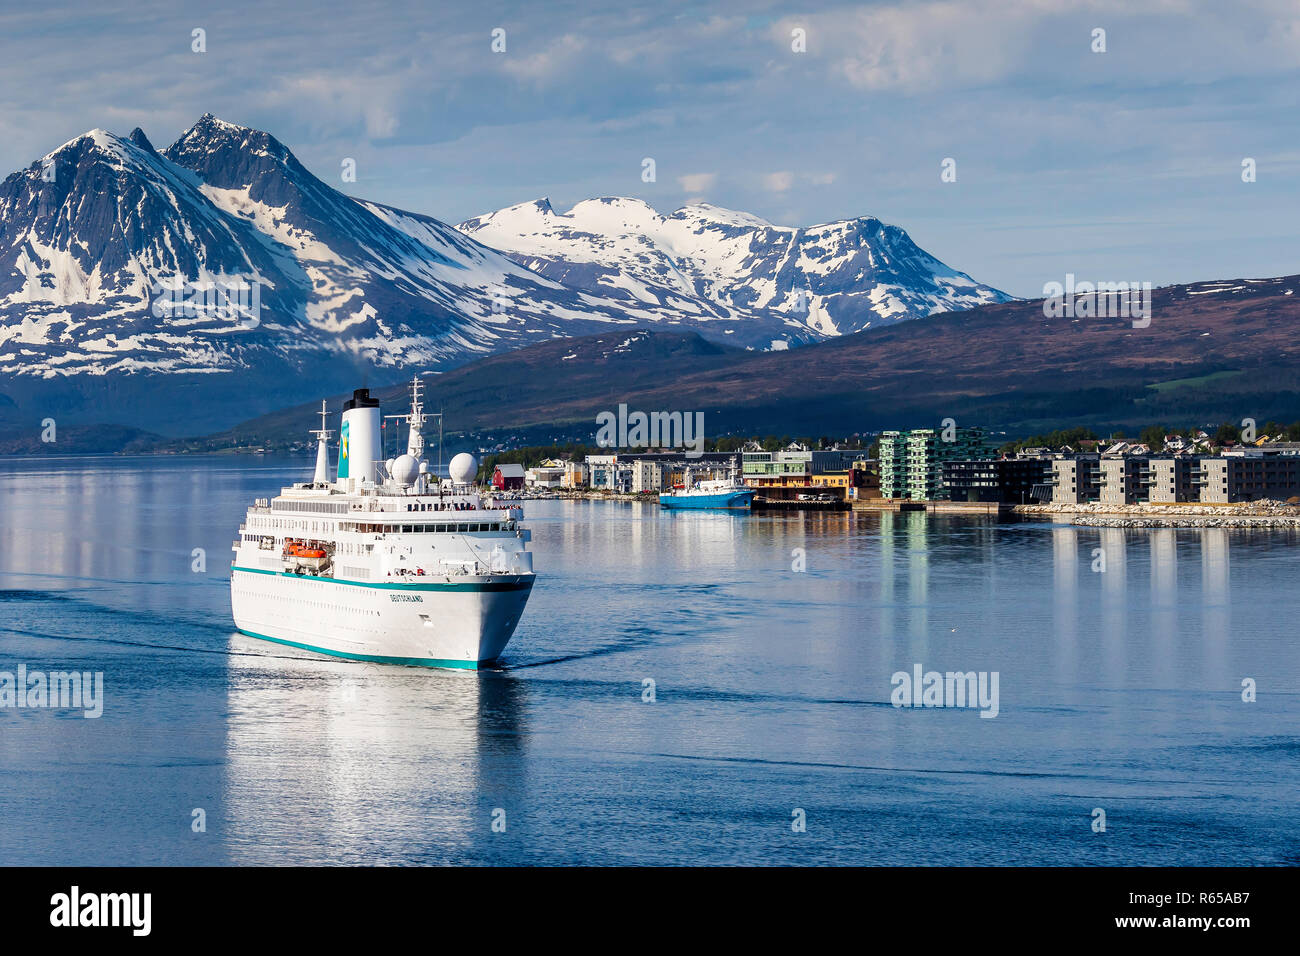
[877,432,908,499]
[562,461,589,489]
[1199,449,1300,502]
[584,454,623,491]
[878,427,992,500]
[1098,456,1149,505]
[741,448,865,500]
[524,461,566,488]
[941,458,1052,504]
[632,459,666,493]
[492,463,526,491]
[1049,456,1101,505]
[1147,457,1198,502]
[1047,446,1300,505]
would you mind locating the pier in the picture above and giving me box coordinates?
[752,497,850,512]
[851,499,1017,516]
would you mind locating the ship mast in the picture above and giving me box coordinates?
[310,400,332,485]
[405,375,426,459]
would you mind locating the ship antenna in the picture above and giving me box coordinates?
[405,374,427,460]
[310,399,333,485]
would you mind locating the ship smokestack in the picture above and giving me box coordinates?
[338,388,382,484]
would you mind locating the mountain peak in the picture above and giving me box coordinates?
[167,114,285,159]
[673,202,776,229]
[191,112,246,134]
[127,127,156,154]
[458,193,1014,335]
[163,114,309,199]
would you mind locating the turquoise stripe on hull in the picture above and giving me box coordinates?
[231,565,533,592]
[236,628,487,670]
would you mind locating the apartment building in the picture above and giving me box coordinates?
[879,427,992,500]
[1049,456,1101,505]
[1048,447,1300,505]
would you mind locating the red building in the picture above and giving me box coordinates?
[493,463,525,490]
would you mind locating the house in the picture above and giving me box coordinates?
[563,461,589,488]
[492,463,526,490]
[524,460,566,488]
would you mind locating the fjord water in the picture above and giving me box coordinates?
[0,455,1296,866]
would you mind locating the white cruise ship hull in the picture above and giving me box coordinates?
[231,566,534,669]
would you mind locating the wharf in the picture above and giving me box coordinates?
[851,499,1017,516]
[752,498,850,512]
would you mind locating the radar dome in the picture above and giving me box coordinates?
[449,452,478,485]
[391,454,420,486]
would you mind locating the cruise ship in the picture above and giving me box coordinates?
[230,379,536,669]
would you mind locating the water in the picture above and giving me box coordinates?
[0,455,1296,865]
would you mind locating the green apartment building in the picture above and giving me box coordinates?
[878,427,992,500]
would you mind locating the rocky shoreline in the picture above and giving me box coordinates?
[489,489,653,503]
[1012,500,1300,528]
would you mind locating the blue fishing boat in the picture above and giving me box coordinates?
[659,473,755,510]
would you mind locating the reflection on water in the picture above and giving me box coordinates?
[221,643,527,864]
[0,456,1296,865]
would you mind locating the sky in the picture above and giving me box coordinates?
[1,0,1297,298]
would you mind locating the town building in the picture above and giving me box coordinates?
[632,459,665,493]
[1199,448,1300,503]
[524,461,566,488]
[741,446,865,500]
[941,458,1052,503]
[492,463,525,491]
[562,461,589,489]
[1098,456,1149,505]
[1048,456,1101,505]
[878,427,992,500]
[623,452,739,493]
[1046,445,1300,505]
[1147,457,1198,502]
[583,454,634,493]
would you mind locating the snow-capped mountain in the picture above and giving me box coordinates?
[458,197,1013,335]
[0,115,816,431]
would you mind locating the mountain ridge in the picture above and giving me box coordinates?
[16,269,1291,456]
[457,194,1014,336]
[0,115,847,432]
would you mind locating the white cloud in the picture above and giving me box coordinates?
[678,172,716,192]
[500,34,588,83]
[764,171,795,192]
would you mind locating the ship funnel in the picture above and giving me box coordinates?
[338,388,382,483]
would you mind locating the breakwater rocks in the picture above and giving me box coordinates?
[489,490,651,503]
[1013,500,1300,528]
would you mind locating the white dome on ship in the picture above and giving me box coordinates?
[449,452,478,485]
[391,454,420,486]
